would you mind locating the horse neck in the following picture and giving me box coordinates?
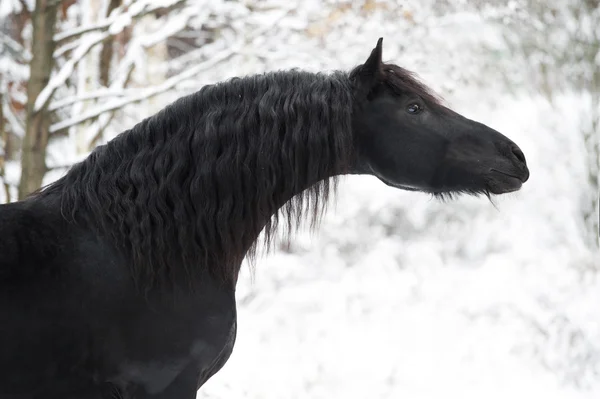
[182,75,353,281]
[216,147,338,273]
[45,72,353,289]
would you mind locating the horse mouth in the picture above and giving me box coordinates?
[488,169,527,194]
[377,175,421,191]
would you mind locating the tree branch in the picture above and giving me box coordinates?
[53,0,186,45]
[53,37,82,58]
[0,89,9,203]
[49,5,295,134]
[87,59,136,149]
[49,45,235,133]
[34,31,110,113]
[40,0,190,113]
[48,87,137,112]
[0,32,31,62]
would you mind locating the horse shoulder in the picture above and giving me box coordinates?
[0,202,67,282]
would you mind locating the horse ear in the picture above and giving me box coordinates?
[353,38,384,93]
[363,38,383,76]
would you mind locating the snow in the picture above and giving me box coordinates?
[2,0,599,397]
[0,0,22,19]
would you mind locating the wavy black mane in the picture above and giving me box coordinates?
[35,64,439,288]
[37,70,357,288]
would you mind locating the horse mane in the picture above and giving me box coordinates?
[34,60,444,289]
[36,70,355,289]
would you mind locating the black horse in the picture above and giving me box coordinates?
[0,39,529,398]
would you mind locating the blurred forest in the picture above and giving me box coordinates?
[0,1,599,398]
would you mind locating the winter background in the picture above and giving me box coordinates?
[1,0,599,398]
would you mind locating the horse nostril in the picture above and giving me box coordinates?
[512,146,526,164]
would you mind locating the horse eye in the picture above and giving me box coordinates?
[407,103,422,114]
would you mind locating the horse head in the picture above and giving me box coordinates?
[350,38,529,196]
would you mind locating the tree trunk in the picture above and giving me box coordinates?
[583,78,599,250]
[0,90,10,203]
[72,0,103,155]
[582,0,600,249]
[18,0,59,200]
[3,4,31,162]
[99,0,122,87]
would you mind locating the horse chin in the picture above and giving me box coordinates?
[486,170,525,194]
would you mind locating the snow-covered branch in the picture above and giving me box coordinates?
[53,0,186,44]
[83,52,137,148]
[104,3,196,89]
[49,45,235,133]
[39,0,195,113]
[0,32,31,62]
[48,88,138,112]
[54,38,83,59]
[34,31,110,113]
[49,5,294,134]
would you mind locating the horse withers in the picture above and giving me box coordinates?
[0,38,529,398]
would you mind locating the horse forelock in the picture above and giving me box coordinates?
[382,63,445,108]
[349,61,445,108]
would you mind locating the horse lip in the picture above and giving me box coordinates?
[378,175,420,191]
[487,168,527,194]
[490,168,528,183]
